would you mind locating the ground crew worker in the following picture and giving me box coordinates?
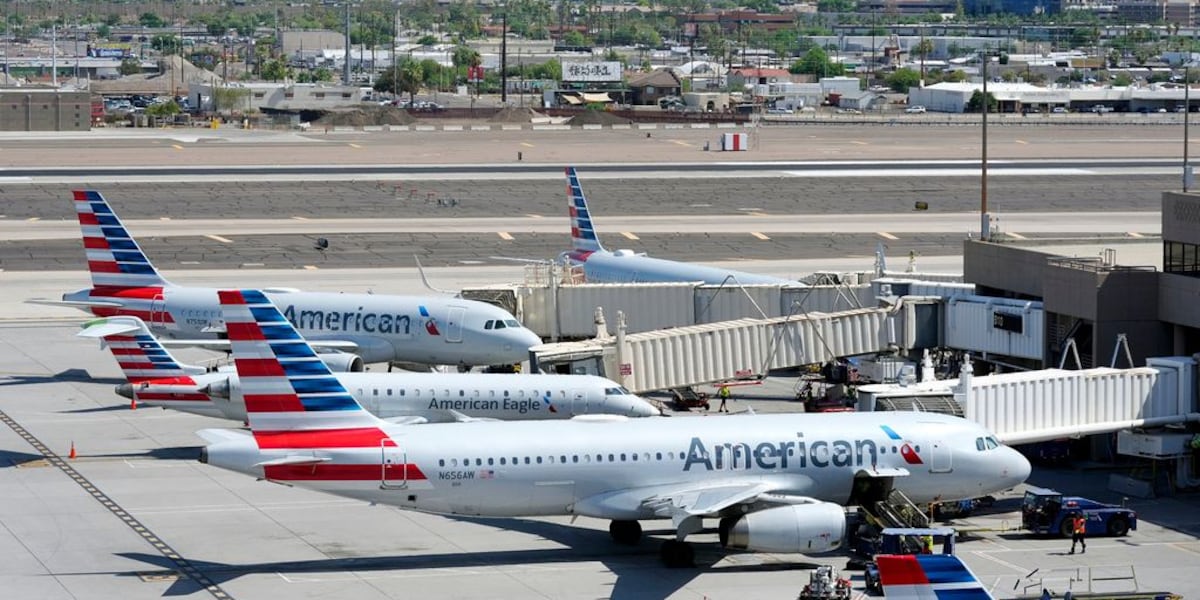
[920,534,935,554]
[1069,513,1087,554]
[717,385,731,413]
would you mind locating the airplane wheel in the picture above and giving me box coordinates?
[660,540,695,568]
[609,520,642,545]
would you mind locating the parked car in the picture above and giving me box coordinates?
[905,105,926,114]
[1051,106,1068,113]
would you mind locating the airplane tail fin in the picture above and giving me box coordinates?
[876,554,995,600]
[73,190,170,290]
[565,167,605,254]
[217,289,386,438]
[77,316,206,382]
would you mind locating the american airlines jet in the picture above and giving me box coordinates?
[560,167,798,285]
[79,315,658,422]
[199,289,1030,567]
[55,190,540,369]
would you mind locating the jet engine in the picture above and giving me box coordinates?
[316,351,365,372]
[720,502,846,554]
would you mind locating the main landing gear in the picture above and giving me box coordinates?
[609,520,695,568]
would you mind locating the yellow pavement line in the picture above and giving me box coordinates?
[303,265,319,270]
[171,144,184,150]
[292,216,309,221]
[672,140,692,147]
[1015,140,1028,145]
[205,234,233,244]
[1128,231,1145,238]
[27,217,40,222]
[877,232,898,240]
[159,217,171,221]
[851,141,868,145]
[525,213,543,218]
[349,143,362,148]
[520,142,534,148]
[751,232,771,240]
[621,232,640,240]
[1007,231,1027,240]
[498,231,514,240]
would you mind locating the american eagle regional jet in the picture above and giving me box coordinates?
[199,289,1031,567]
[560,166,799,286]
[78,315,659,422]
[55,190,540,369]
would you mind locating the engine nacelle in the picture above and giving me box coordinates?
[721,502,846,554]
[317,351,365,372]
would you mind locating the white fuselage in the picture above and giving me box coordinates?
[204,411,1030,519]
[142,372,659,422]
[69,285,541,365]
[572,250,794,285]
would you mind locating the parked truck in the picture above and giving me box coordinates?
[1021,487,1137,537]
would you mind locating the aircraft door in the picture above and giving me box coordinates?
[150,294,167,329]
[380,444,408,489]
[929,439,952,473]
[573,390,586,416]
[445,306,465,343]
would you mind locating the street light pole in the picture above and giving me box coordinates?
[500,7,508,104]
[1185,62,1192,192]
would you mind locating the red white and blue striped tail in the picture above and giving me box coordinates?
[77,316,205,383]
[565,166,605,254]
[73,190,170,289]
[876,554,995,600]
[218,289,388,444]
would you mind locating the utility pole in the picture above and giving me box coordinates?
[343,2,351,85]
[500,7,508,104]
[981,47,990,240]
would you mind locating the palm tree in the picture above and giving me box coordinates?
[399,61,424,106]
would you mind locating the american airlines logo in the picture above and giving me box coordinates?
[683,426,921,472]
[282,304,432,337]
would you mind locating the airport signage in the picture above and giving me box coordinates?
[992,311,1023,334]
[563,61,622,83]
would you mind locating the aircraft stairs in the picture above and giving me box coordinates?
[862,489,930,530]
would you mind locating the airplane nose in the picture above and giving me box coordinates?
[628,396,661,417]
[1005,448,1032,487]
[515,327,542,350]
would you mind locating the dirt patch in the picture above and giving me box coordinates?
[488,106,547,123]
[313,106,417,127]
[565,109,631,126]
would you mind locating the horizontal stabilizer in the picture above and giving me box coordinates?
[77,319,141,339]
[382,416,431,425]
[27,298,124,309]
[876,554,994,600]
[196,428,251,445]
[254,455,333,467]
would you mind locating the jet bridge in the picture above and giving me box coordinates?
[530,301,938,393]
[857,356,1200,445]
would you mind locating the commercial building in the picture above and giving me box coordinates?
[0,88,92,131]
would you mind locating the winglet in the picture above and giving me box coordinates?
[565,167,605,254]
[875,554,994,600]
[72,190,171,289]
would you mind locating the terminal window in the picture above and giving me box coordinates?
[1165,242,1200,277]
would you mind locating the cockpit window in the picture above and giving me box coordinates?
[976,437,986,451]
[604,387,621,395]
[985,436,999,449]
[484,320,494,330]
[494,320,506,329]
[505,319,521,327]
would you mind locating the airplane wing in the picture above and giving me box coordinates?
[157,339,360,352]
[875,554,995,600]
[575,476,816,529]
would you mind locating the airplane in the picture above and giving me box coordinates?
[560,166,800,286]
[875,553,995,599]
[199,289,1031,568]
[79,315,659,422]
[52,190,541,369]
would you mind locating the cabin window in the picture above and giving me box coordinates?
[596,454,603,463]
[386,389,392,396]
[459,390,465,397]
[631,453,638,462]
[503,391,509,398]
[475,458,482,466]
[450,459,458,467]
[373,389,378,396]
[536,456,543,464]
[512,457,518,465]
[619,453,626,462]
[487,458,494,466]
[524,457,530,464]
[655,452,662,460]
[400,389,405,396]
[584,454,591,463]
[438,459,445,467]
[560,455,566,463]
[499,458,506,465]
[572,455,579,463]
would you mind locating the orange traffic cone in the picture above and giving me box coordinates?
[130,396,137,411]
[68,441,77,460]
